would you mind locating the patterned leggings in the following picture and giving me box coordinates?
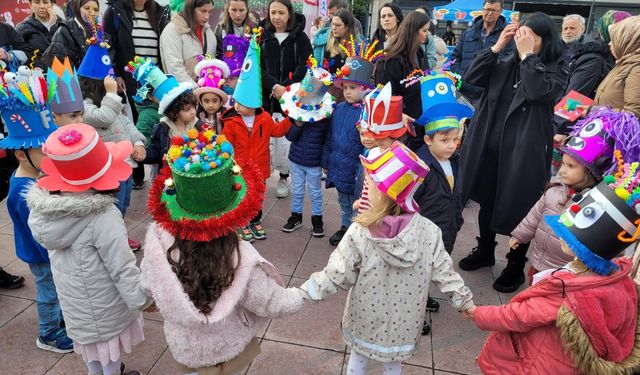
[347,350,401,375]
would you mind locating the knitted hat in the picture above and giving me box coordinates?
[47,56,84,115]
[279,56,335,122]
[0,66,57,149]
[360,141,429,213]
[125,56,194,114]
[333,38,384,89]
[193,55,230,104]
[360,83,409,139]
[77,16,114,80]
[545,151,640,276]
[596,10,632,43]
[148,129,265,241]
[222,34,250,77]
[233,29,263,109]
[37,123,132,192]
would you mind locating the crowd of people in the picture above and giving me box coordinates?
[1,0,640,374]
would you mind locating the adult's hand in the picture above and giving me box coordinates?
[491,23,518,54]
[116,77,126,93]
[553,134,568,146]
[47,8,58,27]
[515,27,536,60]
[272,84,286,99]
[0,48,8,61]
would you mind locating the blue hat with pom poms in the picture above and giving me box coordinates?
[77,16,114,80]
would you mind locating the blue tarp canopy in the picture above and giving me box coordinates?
[433,0,517,24]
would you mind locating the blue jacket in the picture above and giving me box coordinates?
[7,175,49,263]
[286,118,330,168]
[322,102,364,195]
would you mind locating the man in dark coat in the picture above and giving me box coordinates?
[0,22,30,66]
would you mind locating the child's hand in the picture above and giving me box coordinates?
[509,237,520,249]
[462,305,476,320]
[104,76,118,94]
[294,120,304,127]
[272,84,286,99]
[132,145,146,162]
[144,302,159,313]
[353,199,361,210]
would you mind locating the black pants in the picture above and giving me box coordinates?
[474,149,500,253]
[132,164,145,184]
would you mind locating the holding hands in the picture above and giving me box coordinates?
[462,305,477,320]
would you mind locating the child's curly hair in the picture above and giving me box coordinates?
[164,92,198,122]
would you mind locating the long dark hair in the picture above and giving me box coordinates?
[182,0,214,38]
[167,233,241,314]
[264,0,295,32]
[128,0,161,33]
[385,11,430,69]
[377,3,403,37]
[520,12,563,64]
[79,76,106,105]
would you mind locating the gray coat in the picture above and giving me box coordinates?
[27,185,149,345]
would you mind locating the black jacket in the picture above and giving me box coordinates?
[144,120,203,166]
[414,146,463,254]
[459,48,566,234]
[259,13,312,114]
[15,15,62,69]
[41,19,90,69]
[0,22,30,65]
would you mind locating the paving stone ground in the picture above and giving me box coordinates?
[0,172,525,374]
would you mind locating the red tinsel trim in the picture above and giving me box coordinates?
[147,158,266,242]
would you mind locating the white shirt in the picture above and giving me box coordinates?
[274,32,289,45]
[242,115,255,130]
[438,159,454,190]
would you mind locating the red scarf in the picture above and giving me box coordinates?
[195,25,204,46]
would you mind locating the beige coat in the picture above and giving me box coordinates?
[593,53,640,118]
[300,214,473,362]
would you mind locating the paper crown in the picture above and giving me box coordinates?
[545,151,640,276]
[193,55,230,103]
[0,66,57,149]
[360,141,429,212]
[125,56,194,114]
[38,123,132,192]
[47,57,84,115]
[77,16,114,80]
[279,56,335,122]
[233,29,262,109]
[561,108,640,178]
[334,38,384,89]
[222,34,250,77]
[360,83,407,139]
[148,129,265,241]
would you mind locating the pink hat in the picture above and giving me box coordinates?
[193,55,230,104]
[360,141,429,212]
[38,123,133,192]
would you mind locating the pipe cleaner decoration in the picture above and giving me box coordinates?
[335,38,385,80]
[604,150,640,216]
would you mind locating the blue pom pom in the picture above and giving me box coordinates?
[215,159,222,166]
[220,143,233,154]
[183,149,192,157]
[201,162,211,171]
[182,135,190,142]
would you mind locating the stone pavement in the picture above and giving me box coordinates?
[0,173,525,375]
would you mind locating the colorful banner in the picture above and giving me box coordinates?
[1,0,32,27]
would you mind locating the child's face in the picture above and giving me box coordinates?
[178,104,197,123]
[53,111,83,126]
[200,93,223,115]
[424,129,461,161]
[375,137,394,151]
[16,147,46,172]
[224,76,239,89]
[342,82,367,104]
[360,132,376,149]
[234,102,255,116]
[558,154,587,187]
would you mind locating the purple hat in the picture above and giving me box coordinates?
[222,34,250,77]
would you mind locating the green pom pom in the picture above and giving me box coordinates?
[604,175,616,184]
[279,98,285,104]
[190,162,202,173]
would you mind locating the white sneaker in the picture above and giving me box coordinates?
[276,178,289,198]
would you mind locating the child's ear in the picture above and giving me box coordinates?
[423,135,432,146]
[13,149,27,162]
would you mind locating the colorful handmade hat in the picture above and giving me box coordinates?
[545,151,640,276]
[222,34,250,77]
[360,141,429,212]
[360,83,408,140]
[0,66,57,149]
[47,57,84,115]
[193,55,230,103]
[279,56,335,122]
[561,108,640,178]
[334,38,384,89]
[77,16,114,79]
[125,56,194,115]
[233,29,262,109]
[148,129,265,241]
[37,123,132,192]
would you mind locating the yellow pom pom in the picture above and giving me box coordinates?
[187,129,198,139]
[615,188,631,201]
[216,135,227,144]
[168,146,182,161]
[204,130,214,141]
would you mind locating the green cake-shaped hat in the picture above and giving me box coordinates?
[148,129,265,242]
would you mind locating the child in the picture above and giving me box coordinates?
[221,33,249,104]
[27,123,155,375]
[193,55,229,133]
[47,56,85,126]
[221,31,291,242]
[279,58,334,237]
[299,141,475,375]
[465,154,640,375]
[141,130,304,374]
[0,64,72,352]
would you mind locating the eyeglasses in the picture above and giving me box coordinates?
[482,8,501,14]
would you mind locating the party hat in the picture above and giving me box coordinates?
[334,37,384,89]
[279,56,335,122]
[233,29,262,109]
[77,16,114,79]
[193,55,230,103]
[47,56,84,115]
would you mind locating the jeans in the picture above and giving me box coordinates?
[337,192,355,228]
[290,161,323,216]
[28,263,63,338]
[115,176,133,217]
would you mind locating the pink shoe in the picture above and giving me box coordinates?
[128,238,141,252]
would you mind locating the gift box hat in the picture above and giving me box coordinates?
[193,55,230,104]
[222,34,250,77]
[544,151,640,276]
[233,29,263,109]
[360,83,409,140]
[125,56,194,114]
[360,141,429,213]
[0,66,57,149]
[560,107,640,178]
[279,56,335,122]
[48,56,84,115]
[148,129,265,242]
[334,38,384,89]
[77,16,114,80]
[37,123,133,192]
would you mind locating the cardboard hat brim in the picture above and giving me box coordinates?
[279,83,336,122]
[0,125,57,150]
[333,78,374,89]
[415,103,474,127]
[194,87,229,105]
[158,82,195,115]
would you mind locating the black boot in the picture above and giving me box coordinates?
[458,237,496,271]
[426,296,440,312]
[311,215,324,237]
[0,268,25,289]
[422,321,431,335]
[329,226,347,246]
[493,245,528,293]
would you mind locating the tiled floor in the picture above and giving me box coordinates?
[0,173,525,374]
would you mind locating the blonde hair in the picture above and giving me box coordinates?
[355,175,403,227]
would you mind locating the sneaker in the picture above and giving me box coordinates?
[493,249,528,293]
[422,321,431,335]
[238,226,255,242]
[121,362,141,375]
[329,226,347,246]
[282,213,303,232]
[311,215,324,237]
[250,222,267,240]
[276,178,289,198]
[132,179,145,190]
[458,237,496,271]
[0,268,25,289]
[36,328,73,353]
[128,238,141,252]
[426,297,440,313]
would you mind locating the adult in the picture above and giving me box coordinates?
[595,10,631,44]
[560,14,585,44]
[15,0,63,69]
[370,3,402,52]
[310,16,323,44]
[593,16,640,118]
[442,21,455,46]
[313,8,358,74]
[159,0,216,85]
[325,0,362,37]
[213,0,254,59]
[457,13,565,293]
[415,7,438,70]
[374,11,430,150]
[0,22,29,67]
